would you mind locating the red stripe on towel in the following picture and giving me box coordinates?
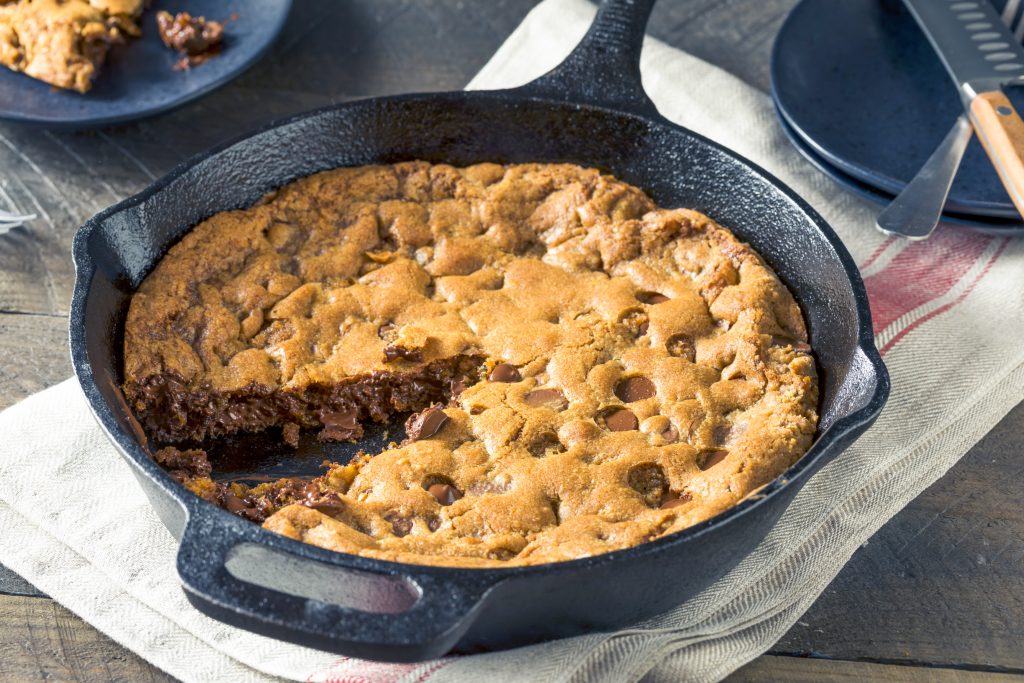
[879,238,1009,355]
[858,234,898,270]
[864,230,992,336]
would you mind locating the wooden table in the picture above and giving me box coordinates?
[0,1,1021,681]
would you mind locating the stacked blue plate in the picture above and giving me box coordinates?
[771,0,1024,234]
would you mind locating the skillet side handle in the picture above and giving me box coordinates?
[517,0,658,117]
[176,507,493,662]
[813,344,890,472]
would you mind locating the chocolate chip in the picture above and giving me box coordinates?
[282,422,300,448]
[306,492,345,517]
[528,432,564,457]
[523,388,567,410]
[660,423,679,443]
[222,492,249,514]
[252,497,275,519]
[489,363,521,382]
[614,376,656,402]
[405,404,449,441]
[660,491,692,509]
[488,548,518,561]
[220,489,264,520]
[698,449,729,471]
[383,510,413,537]
[427,516,442,532]
[157,10,224,56]
[666,334,696,361]
[322,410,358,429]
[450,376,469,398]
[619,309,649,337]
[154,446,211,478]
[382,343,422,363]
[602,407,638,432]
[627,463,668,507]
[319,409,360,442]
[301,481,321,500]
[218,486,265,522]
[378,322,396,339]
[637,291,669,304]
[427,483,463,506]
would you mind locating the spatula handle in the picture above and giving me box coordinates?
[969,90,1024,218]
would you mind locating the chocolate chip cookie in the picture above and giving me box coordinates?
[0,0,146,93]
[124,161,818,567]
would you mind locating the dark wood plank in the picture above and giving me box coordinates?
[0,312,70,411]
[728,655,1024,682]
[0,594,174,683]
[0,132,109,317]
[646,0,796,91]
[771,399,1024,670]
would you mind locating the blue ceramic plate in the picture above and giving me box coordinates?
[0,0,291,129]
[775,103,1024,235]
[771,0,1024,221]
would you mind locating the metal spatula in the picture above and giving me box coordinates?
[877,0,1023,239]
[0,208,35,235]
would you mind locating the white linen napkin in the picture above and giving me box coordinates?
[2,1,1023,681]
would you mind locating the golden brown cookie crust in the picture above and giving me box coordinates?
[124,161,818,567]
[0,0,145,93]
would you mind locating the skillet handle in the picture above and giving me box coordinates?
[516,0,658,117]
[175,506,494,662]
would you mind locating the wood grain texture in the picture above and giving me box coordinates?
[728,655,1024,682]
[970,90,1024,218]
[645,0,795,91]
[0,594,174,683]
[771,400,1024,671]
[0,312,70,410]
[0,1,1021,682]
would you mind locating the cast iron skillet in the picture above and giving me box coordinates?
[70,0,889,663]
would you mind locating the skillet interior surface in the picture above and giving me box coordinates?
[70,0,888,663]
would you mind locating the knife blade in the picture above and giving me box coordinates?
[903,0,1024,216]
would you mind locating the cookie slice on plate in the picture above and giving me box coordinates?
[0,0,146,93]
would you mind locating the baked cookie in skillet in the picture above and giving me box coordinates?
[126,161,818,567]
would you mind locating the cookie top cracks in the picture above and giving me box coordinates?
[124,161,818,567]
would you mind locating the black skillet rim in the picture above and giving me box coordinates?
[69,86,890,587]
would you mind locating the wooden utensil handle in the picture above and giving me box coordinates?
[969,90,1024,219]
